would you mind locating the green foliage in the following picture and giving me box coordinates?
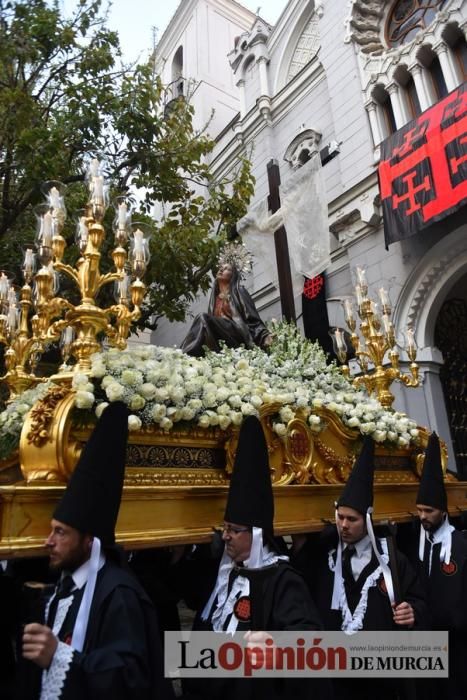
[0,0,255,329]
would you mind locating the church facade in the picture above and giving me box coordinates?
[152,0,467,476]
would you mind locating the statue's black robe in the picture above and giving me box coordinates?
[22,560,174,700]
[292,527,428,700]
[181,284,270,356]
[400,523,467,700]
[184,560,331,700]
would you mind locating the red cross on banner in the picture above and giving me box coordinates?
[378,82,467,246]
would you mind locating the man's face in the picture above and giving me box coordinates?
[217,263,233,283]
[336,506,367,544]
[222,521,252,564]
[45,519,92,572]
[416,505,445,532]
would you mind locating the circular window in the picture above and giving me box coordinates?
[386,0,447,47]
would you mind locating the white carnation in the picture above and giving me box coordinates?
[74,391,95,409]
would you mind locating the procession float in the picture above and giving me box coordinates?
[1,162,465,558]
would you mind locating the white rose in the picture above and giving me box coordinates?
[72,372,89,388]
[154,387,169,402]
[241,402,255,416]
[105,383,125,401]
[128,415,142,432]
[101,375,114,389]
[398,436,409,447]
[141,383,157,400]
[74,391,95,409]
[410,428,419,438]
[231,412,243,426]
[373,430,387,443]
[171,387,186,403]
[91,362,106,378]
[218,415,231,430]
[151,404,167,420]
[95,402,109,418]
[203,393,217,408]
[387,431,398,442]
[347,416,361,428]
[360,422,376,434]
[229,395,242,408]
[198,414,211,428]
[181,407,196,421]
[129,395,145,411]
[160,417,173,431]
[279,406,294,422]
[236,359,249,370]
[273,423,287,437]
[312,398,323,408]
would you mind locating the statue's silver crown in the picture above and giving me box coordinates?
[218,242,253,279]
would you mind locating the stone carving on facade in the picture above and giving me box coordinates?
[287,13,321,81]
[228,17,272,73]
[283,127,322,169]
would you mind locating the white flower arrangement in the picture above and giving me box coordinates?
[0,381,54,460]
[0,322,420,460]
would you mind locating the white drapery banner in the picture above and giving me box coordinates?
[237,154,330,296]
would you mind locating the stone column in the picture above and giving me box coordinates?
[236,79,246,119]
[257,56,270,98]
[410,63,431,112]
[365,100,382,145]
[386,82,406,129]
[435,42,458,93]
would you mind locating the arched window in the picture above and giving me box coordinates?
[171,46,184,97]
[373,85,397,137]
[386,0,447,48]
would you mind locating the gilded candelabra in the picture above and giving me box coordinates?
[331,267,419,409]
[0,159,150,397]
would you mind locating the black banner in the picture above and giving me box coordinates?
[378,81,467,246]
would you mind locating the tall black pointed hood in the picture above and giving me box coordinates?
[416,432,447,511]
[53,401,129,545]
[224,415,274,535]
[337,436,375,515]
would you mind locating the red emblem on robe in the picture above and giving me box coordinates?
[234,595,251,622]
[441,560,457,576]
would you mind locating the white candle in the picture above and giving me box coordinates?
[406,327,416,352]
[382,313,393,336]
[343,298,354,323]
[355,284,364,307]
[118,202,128,229]
[49,186,61,209]
[118,273,130,299]
[93,176,104,202]
[62,326,74,346]
[335,328,346,353]
[7,287,16,306]
[79,217,88,241]
[42,211,53,246]
[133,228,145,262]
[7,304,17,331]
[24,248,34,276]
[0,273,10,300]
[378,287,390,309]
[356,267,367,288]
[89,158,100,177]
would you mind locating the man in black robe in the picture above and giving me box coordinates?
[21,401,174,700]
[403,432,467,699]
[184,415,326,700]
[293,437,427,700]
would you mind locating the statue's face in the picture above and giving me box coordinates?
[217,263,233,282]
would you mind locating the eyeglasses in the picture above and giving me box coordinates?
[222,524,250,536]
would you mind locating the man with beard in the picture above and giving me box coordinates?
[407,432,467,699]
[21,401,173,700]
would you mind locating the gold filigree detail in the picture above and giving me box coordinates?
[314,438,354,484]
[26,385,71,448]
[123,469,229,486]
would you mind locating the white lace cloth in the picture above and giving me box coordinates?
[40,597,75,699]
[328,539,389,635]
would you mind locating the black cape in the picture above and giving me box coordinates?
[293,528,427,700]
[400,523,467,700]
[184,559,330,700]
[23,559,174,700]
